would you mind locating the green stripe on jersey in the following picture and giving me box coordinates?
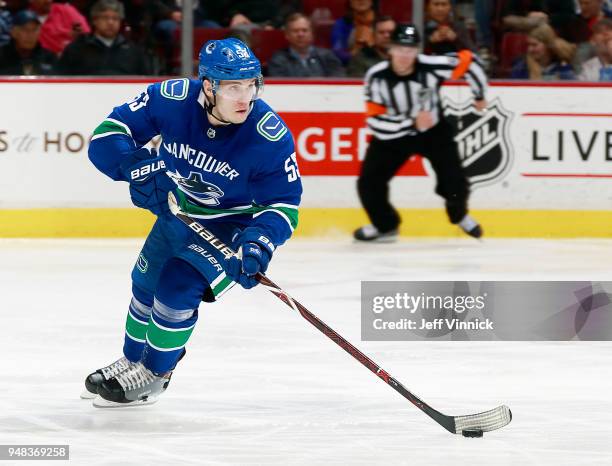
[176,190,298,229]
[93,120,130,137]
[212,275,233,297]
[256,206,299,230]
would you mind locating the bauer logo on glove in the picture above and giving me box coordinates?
[225,228,274,289]
[130,160,166,182]
[119,147,176,217]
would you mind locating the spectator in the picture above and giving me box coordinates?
[347,15,395,77]
[424,0,475,55]
[578,18,612,80]
[0,10,56,75]
[474,0,494,51]
[565,0,605,41]
[566,0,606,64]
[510,23,576,79]
[1,0,11,47]
[268,12,345,77]
[58,0,151,75]
[203,0,297,29]
[28,0,90,55]
[150,0,221,47]
[83,0,149,41]
[149,0,224,74]
[502,1,575,35]
[332,0,376,65]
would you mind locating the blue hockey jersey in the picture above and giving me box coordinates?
[89,78,302,248]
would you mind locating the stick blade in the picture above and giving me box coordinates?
[453,405,512,434]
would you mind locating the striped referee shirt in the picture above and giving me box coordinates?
[364,51,488,140]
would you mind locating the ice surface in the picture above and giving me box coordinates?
[1,238,611,465]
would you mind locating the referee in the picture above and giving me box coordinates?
[354,23,488,242]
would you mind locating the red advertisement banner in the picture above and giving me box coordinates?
[279,112,427,176]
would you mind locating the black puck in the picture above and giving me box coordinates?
[462,429,484,438]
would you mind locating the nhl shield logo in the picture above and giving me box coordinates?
[442,98,513,188]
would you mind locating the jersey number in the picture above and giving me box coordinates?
[128,91,150,112]
[284,153,301,182]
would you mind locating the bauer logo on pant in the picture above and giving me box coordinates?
[442,98,513,188]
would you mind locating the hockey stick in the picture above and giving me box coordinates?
[167,192,512,436]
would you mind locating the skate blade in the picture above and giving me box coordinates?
[92,395,158,408]
[373,235,398,243]
[80,389,97,400]
[354,236,398,244]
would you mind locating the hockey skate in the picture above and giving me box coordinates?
[353,224,398,242]
[81,356,137,399]
[93,361,172,408]
[458,215,483,239]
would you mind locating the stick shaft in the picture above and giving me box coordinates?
[168,198,456,432]
[256,272,456,432]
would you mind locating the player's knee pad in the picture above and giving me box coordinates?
[132,283,153,306]
[131,283,153,312]
[155,257,209,315]
[152,298,196,322]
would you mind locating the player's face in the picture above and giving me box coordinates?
[208,79,258,124]
[389,45,418,75]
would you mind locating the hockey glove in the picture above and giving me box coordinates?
[119,147,175,217]
[225,228,274,289]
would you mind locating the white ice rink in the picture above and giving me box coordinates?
[2,238,612,465]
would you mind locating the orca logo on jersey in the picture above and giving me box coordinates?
[169,171,225,206]
[442,98,513,188]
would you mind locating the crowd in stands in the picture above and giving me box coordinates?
[1,0,612,80]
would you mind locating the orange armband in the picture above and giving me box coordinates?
[451,49,473,80]
[366,101,387,117]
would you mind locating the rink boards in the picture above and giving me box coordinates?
[1,78,611,238]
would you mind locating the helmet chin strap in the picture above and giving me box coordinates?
[204,93,233,125]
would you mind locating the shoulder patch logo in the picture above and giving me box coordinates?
[161,78,189,101]
[256,111,288,142]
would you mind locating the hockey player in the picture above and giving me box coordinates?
[353,23,487,242]
[83,38,302,407]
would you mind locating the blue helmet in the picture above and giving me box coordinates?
[198,38,262,82]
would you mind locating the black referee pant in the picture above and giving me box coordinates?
[357,120,470,233]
